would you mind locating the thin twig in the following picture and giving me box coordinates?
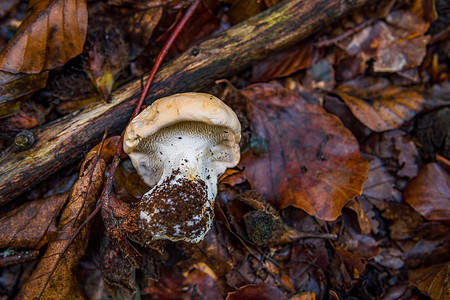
[100,0,201,202]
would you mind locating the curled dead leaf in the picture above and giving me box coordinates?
[0,0,88,74]
[17,154,106,299]
[240,82,369,221]
[403,162,450,221]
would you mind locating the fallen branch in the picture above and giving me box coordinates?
[0,0,373,205]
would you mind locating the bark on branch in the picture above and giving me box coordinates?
[0,0,373,205]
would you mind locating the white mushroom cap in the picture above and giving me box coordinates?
[124,92,241,153]
[123,92,241,244]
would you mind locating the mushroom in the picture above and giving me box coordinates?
[124,92,241,244]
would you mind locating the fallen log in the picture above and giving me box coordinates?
[0,0,373,205]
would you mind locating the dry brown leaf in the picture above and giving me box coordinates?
[0,71,49,118]
[240,82,369,221]
[0,193,67,249]
[403,162,450,221]
[409,262,450,300]
[0,0,88,74]
[334,77,424,132]
[17,155,105,299]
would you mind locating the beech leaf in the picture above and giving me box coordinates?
[0,193,67,249]
[409,263,450,300]
[240,83,369,221]
[0,0,88,74]
[334,77,424,132]
[403,162,450,221]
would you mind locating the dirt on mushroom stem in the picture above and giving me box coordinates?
[134,169,212,244]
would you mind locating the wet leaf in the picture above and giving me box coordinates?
[17,155,106,299]
[226,283,284,300]
[240,82,369,221]
[335,77,424,132]
[0,0,88,74]
[251,39,321,82]
[0,71,49,118]
[0,193,67,249]
[404,162,450,221]
[409,262,450,300]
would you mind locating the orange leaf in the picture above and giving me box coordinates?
[0,0,87,74]
[403,162,450,221]
[335,77,424,132]
[240,83,369,221]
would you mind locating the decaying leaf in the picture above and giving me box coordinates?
[409,262,450,300]
[0,193,67,249]
[226,283,284,300]
[0,71,49,118]
[240,82,369,221]
[404,162,450,221]
[0,0,88,74]
[17,155,105,299]
[334,77,424,132]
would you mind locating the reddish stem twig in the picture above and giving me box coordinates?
[101,0,201,200]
